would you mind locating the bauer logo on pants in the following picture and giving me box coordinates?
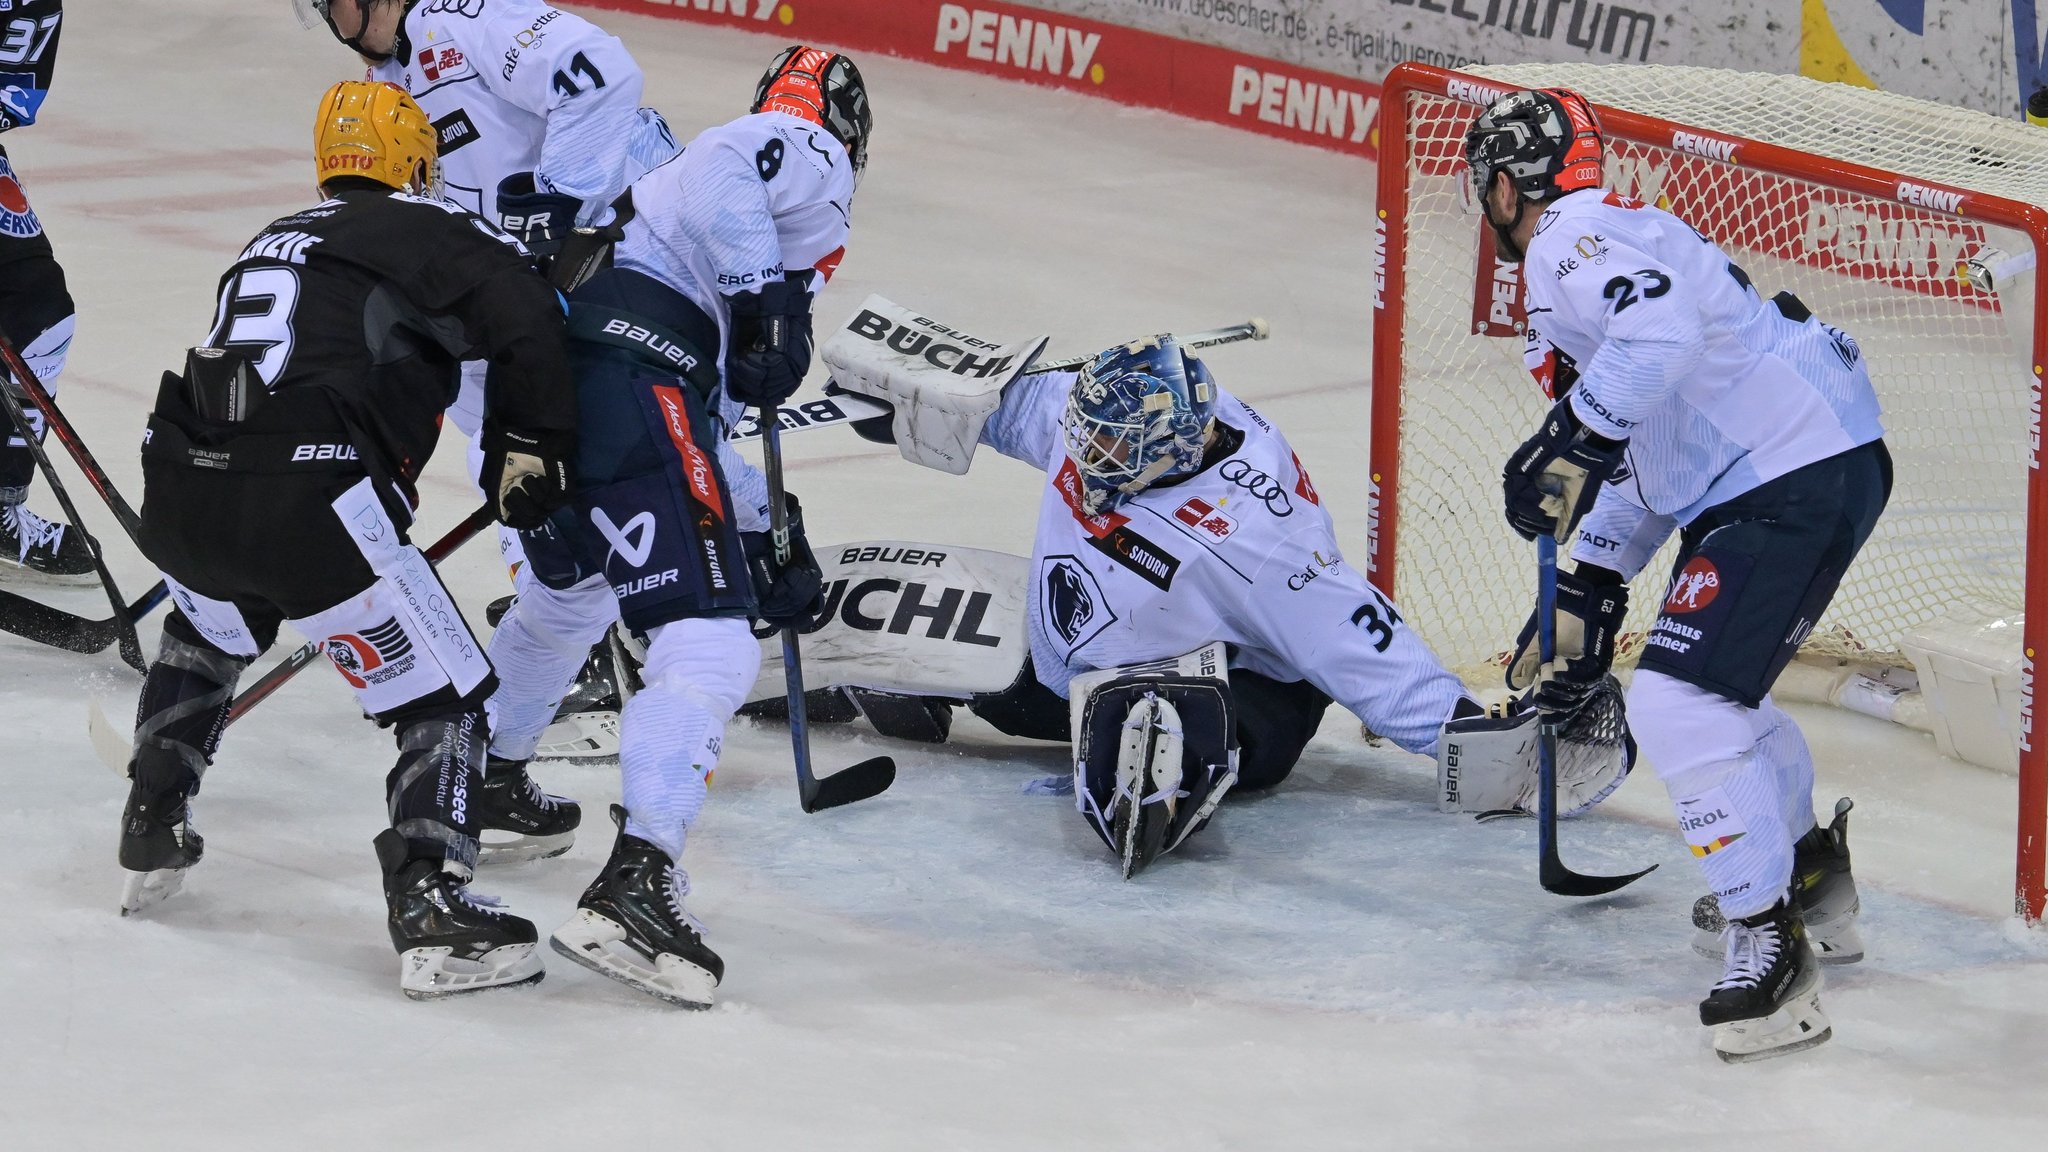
[326,618,418,690]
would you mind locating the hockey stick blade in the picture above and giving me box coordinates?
[88,696,133,776]
[1540,851,1657,896]
[799,754,897,813]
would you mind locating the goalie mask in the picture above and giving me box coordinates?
[1063,335,1218,517]
[752,46,873,181]
[1464,87,1604,261]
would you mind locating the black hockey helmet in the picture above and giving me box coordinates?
[1463,87,1605,208]
[752,46,872,178]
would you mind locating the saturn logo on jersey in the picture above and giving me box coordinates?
[325,619,417,690]
[0,154,41,240]
[1042,557,1114,650]
[1665,557,1721,613]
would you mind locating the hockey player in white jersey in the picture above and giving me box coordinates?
[1466,88,1889,1061]
[825,312,1635,877]
[481,46,869,1007]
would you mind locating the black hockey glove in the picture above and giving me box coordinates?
[723,280,816,409]
[1502,394,1626,543]
[482,426,577,531]
[743,492,825,630]
[1506,564,1628,715]
[496,172,582,260]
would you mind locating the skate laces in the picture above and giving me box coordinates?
[1713,918,1784,992]
[521,774,561,811]
[450,883,511,917]
[3,503,65,558]
[664,866,707,937]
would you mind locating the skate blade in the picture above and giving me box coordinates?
[398,942,545,1000]
[550,910,717,1009]
[534,712,620,760]
[119,867,188,916]
[1711,980,1832,1063]
[478,829,576,864]
[0,559,102,589]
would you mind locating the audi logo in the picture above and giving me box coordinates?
[1219,460,1292,516]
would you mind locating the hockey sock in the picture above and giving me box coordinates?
[484,574,616,761]
[1632,671,1796,921]
[386,711,488,876]
[1754,697,1819,841]
[130,626,248,798]
[2,314,73,492]
[618,686,716,862]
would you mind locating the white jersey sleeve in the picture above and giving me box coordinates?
[1569,492,1674,578]
[979,371,1072,469]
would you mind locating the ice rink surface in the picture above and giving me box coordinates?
[3,4,2046,1148]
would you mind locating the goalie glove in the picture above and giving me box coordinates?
[1502,393,1625,543]
[1506,564,1627,715]
[1436,683,1635,817]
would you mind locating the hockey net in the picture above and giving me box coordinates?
[1369,62,2048,919]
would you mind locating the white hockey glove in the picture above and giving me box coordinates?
[820,295,1046,475]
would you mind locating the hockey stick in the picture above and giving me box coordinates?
[0,337,147,670]
[723,318,1273,443]
[87,503,499,775]
[1023,317,1270,374]
[759,413,896,812]
[1536,533,1657,897]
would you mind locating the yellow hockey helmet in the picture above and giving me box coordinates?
[313,80,439,196]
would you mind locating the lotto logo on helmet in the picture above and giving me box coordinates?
[1664,556,1721,613]
[325,619,418,690]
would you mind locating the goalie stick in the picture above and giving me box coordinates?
[1535,533,1657,897]
[759,412,896,812]
[723,318,1272,443]
[0,334,148,670]
[87,503,498,775]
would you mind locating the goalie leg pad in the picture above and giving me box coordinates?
[1071,645,1236,878]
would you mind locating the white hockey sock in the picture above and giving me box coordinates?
[619,687,717,862]
[485,575,616,761]
[1754,697,1819,841]
[1631,671,1795,921]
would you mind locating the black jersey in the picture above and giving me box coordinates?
[203,186,575,491]
[0,0,61,133]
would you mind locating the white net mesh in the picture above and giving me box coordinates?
[1383,65,2044,686]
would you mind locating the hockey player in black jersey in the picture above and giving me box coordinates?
[0,0,95,582]
[117,81,579,999]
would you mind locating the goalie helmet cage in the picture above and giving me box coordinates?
[1368,61,2048,922]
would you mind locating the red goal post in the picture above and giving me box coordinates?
[1368,61,2048,922]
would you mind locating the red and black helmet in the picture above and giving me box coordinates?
[752,45,872,178]
[1463,87,1604,205]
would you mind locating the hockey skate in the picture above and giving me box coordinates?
[118,781,202,916]
[549,805,723,1009]
[476,755,582,863]
[1700,898,1832,1063]
[373,829,544,1000]
[0,501,99,586]
[1692,797,1862,964]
